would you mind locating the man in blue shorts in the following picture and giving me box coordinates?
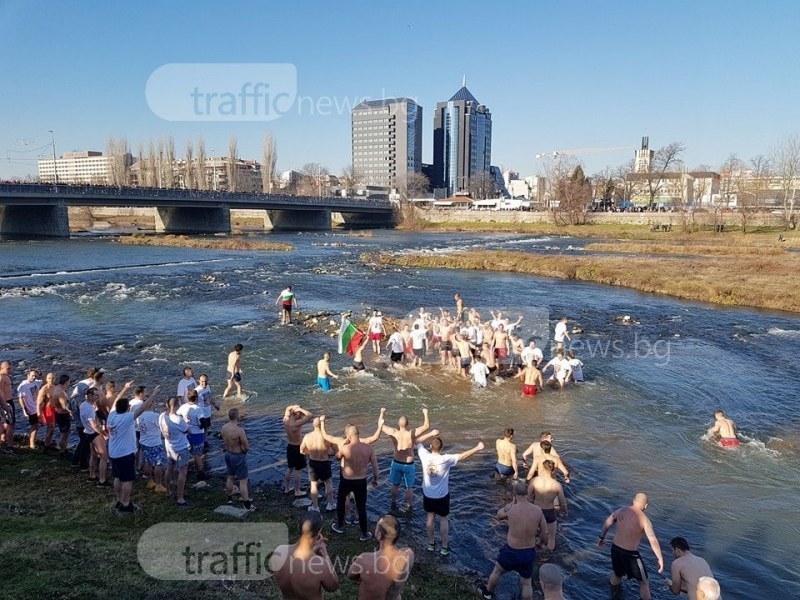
[480,481,549,600]
[379,407,431,513]
[316,352,339,392]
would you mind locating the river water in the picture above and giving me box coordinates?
[1,230,798,599]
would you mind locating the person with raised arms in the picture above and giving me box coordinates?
[379,407,430,513]
[300,417,337,512]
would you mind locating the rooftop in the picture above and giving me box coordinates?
[354,97,417,110]
[449,86,479,103]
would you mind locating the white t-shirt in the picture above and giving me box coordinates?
[79,401,98,433]
[470,362,490,387]
[568,358,584,381]
[17,380,42,414]
[369,316,383,334]
[107,410,137,458]
[129,398,143,430]
[388,332,404,354]
[411,329,427,350]
[195,384,213,419]
[177,377,196,403]
[177,403,204,435]
[554,322,568,342]
[160,412,190,454]
[137,410,163,447]
[417,444,459,499]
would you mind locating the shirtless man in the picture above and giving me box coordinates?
[283,405,313,495]
[666,537,714,600]
[352,335,370,372]
[368,309,386,356]
[221,407,254,510]
[494,428,519,480]
[528,459,567,551]
[380,407,430,512]
[598,492,665,600]
[400,325,413,364]
[270,511,339,600]
[52,374,72,455]
[316,352,339,392]
[222,344,244,398]
[454,293,464,322]
[525,440,570,483]
[492,325,511,371]
[320,415,382,541]
[300,417,337,512]
[0,361,14,450]
[454,334,476,378]
[36,373,58,449]
[480,481,549,600]
[521,432,561,467]
[539,564,566,600]
[440,322,455,368]
[707,410,739,447]
[348,515,414,600]
[514,364,543,397]
[510,333,525,370]
[481,342,498,379]
[696,577,721,600]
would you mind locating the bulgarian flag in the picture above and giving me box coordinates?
[338,315,365,356]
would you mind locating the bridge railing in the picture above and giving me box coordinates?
[0,182,394,209]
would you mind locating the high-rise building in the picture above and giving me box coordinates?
[38,151,131,184]
[351,98,422,192]
[432,79,492,196]
[634,136,655,173]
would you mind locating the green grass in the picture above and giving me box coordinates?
[0,450,477,600]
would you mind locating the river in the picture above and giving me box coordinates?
[1,230,798,599]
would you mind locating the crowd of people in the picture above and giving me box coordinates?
[0,290,736,600]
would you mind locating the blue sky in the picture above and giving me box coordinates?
[2,0,799,180]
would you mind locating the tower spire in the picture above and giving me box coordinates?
[462,73,466,87]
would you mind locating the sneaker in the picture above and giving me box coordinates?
[153,484,168,493]
[359,532,373,542]
[439,546,450,556]
[176,500,191,508]
[331,523,344,534]
[96,480,112,488]
[479,584,494,599]
[426,543,435,552]
[118,503,135,514]
[146,480,157,490]
[325,502,336,512]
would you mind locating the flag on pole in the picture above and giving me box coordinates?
[338,315,365,356]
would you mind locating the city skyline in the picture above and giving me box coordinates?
[2,1,800,181]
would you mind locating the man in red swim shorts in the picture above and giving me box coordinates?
[515,364,542,397]
[707,409,740,447]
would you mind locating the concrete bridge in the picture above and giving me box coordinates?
[0,183,396,237]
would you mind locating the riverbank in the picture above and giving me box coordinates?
[116,234,294,251]
[365,247,800,313]
[0,449,476,600]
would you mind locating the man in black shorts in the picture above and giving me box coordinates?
[386,329,405,367]
[300,417,336,512]
[283,404,313,496]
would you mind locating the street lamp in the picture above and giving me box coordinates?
[48,130,59,184]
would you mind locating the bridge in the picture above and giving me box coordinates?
[0,183,396,237]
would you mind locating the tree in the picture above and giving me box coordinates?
[770,135,800,229]
[163,136,176,189]
[403,172,430,200]
[300,162,329,196]
[468,171,494,200]
[614,159,637,208]
[591,166,625,210]
[261,131,278,194]
[552,163,591,225]
[226,135,239,193]
[183,140,195,190]
[195,136,207,190]
[339,164,363,197]
[738,155,771,233]
[645,142,685,208]
[105,136,131,186]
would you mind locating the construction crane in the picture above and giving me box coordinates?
[535,146,635,159]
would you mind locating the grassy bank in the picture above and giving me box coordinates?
[0,450,476,600]
[117,234,294,251]
[366,249,800,313]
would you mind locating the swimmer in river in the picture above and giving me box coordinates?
[514,363,543,397]
[494,428,519,480]
[707,409,740,447]
[316,352,339,392]
[528,459,567,551]
[222,343,244,399]
[352,335,370,372]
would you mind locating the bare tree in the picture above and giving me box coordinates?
[614,158,637,209]
[468,171,494,200]
[184,140,195,190]
[770,135,800,229]
[163,136,175,189]
[144,138,157,188]
[195,136,207,190]
[591,166,626,210]
[261,131,277,194]
[643,142,685,209]
[738,155,771,233]
[403,171,431,200]
[339,164,363,197]
[226,135,239,193]
[552,164,591,225]
[300,162,329,196]
[105,136,131,186]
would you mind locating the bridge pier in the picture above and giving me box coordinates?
[333,211,396,229]
[266,209,331,231]
[0,203,70,238]
[154,206,231,234]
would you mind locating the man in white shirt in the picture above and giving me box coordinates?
[17,369,42,449]
[107,382,157,513]
[386,329,405,368]
[194,374,218,438]
[161,396,191,507]
[554,317,571,351]
[177,390,206,479]
[368,309,386,356]
[542,351,572,390]
[80,387,109,486]
[137,394,167,493]
[417,434,484,556]
[566,350,584,382]
[410,324,428,367]
[521,341,544,369]
[470,355,490,388]
[176,367,196,404]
